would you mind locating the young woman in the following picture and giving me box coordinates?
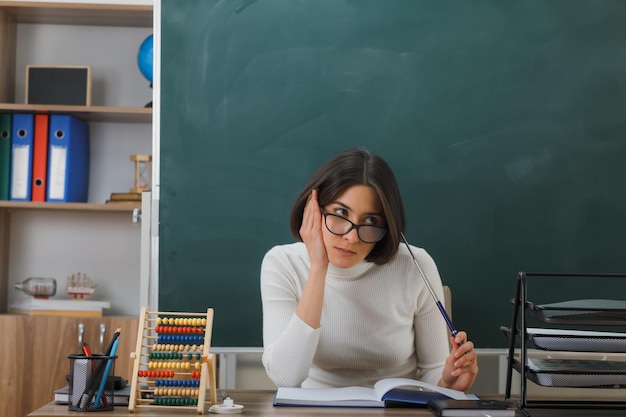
[261,148,478,390]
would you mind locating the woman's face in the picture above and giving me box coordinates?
[322,184,386,268]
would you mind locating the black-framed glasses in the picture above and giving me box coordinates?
[322,212,387,243]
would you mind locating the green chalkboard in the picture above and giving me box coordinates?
[160,0,626,348]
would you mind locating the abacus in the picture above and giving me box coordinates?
[128,307,217,414]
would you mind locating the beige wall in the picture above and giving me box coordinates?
[220,349,626,402]
[219,350,503,394]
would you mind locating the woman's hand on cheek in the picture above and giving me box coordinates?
[300,189,328,268]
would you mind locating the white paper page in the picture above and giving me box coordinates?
[373,378,477,400]
[276,386,378,402]
[527,328,626,337]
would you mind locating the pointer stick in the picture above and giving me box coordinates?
[401,233,460,344]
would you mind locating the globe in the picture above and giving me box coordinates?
[137,34,153,83]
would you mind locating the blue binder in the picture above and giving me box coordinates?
[10,113,35,201]
[46,115,90,203]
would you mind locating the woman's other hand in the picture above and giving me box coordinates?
[439,331,479,392]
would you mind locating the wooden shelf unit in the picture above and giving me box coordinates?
[0,200,141,212]
[0,1,152,27]
[0,2,153,415]
[0,103,152,123]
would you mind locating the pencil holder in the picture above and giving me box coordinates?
[67,353,117,412]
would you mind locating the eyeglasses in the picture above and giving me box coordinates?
[322,212,387,243]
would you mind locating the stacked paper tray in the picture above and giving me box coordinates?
[515,358,626,388]
[528,299,626,325]
[500,327,626,353]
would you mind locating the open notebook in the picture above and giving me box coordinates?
[274,377,478,408]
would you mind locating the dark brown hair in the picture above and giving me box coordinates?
[289,147,405,265]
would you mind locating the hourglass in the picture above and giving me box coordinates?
[130,154,152,193]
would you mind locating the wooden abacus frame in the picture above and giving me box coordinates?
[128,307,217,414]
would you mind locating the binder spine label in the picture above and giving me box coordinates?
[48,145,68,200]
[11,145,31,199]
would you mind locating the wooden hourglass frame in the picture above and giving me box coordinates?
[130,154,152,193]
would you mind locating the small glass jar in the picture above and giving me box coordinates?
[15,277,57,298]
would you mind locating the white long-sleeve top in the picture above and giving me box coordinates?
[260,242,450,388]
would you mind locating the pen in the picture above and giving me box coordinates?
[94,338,119,408]
[401,233,460,344]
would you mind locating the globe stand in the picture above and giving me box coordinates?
[145,83,152,108]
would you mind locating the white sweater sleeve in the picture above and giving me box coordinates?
[260,246,320,387]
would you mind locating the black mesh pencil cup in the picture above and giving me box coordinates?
[67,353,117,412]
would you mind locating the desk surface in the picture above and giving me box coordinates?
[28,390,626,417]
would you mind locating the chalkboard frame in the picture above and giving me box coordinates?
[159,0,626,348]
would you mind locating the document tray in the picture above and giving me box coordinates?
[528,299,626,326]
[513,358,626,388]
[500,326,626,353]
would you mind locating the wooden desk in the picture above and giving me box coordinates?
[27,390,626,417]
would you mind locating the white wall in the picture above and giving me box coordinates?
[9,210,141,316]
[15,23,152,107]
